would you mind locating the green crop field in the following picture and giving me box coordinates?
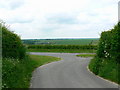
[22,38,99,45]
[23,38,99,53]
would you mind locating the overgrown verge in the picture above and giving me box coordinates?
[89,57,119,83]
[2,55,60,88]
[89,22,120,84]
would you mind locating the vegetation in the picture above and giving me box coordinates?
[89,22,120,84]
[89,57,119,83]
[22,38,99,45]
[1,21,61,88]
[28,45,97,53]
[0,21,2,90]
[2,55,60,88]
[28,49,96,53]
[28,45,97,49]
[76,54,95,57]
[0,58,1,90]
[2,21,26,59]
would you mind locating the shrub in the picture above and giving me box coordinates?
[1,21,26,59]
[89,22,120,84]
[97,22,120,63]
[89,57,102,75]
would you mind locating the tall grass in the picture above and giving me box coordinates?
[0,58,2,90]
[89,58,119,84]
[2,55,60,88]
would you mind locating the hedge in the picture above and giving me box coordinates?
[1,21,26,59]
[89,22,120,84]
[28,45,97,50]
[97,22,120,63]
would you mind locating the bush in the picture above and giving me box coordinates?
[89,57,119,83]
[1,21,26,59]
[89,22,120,84]
[89,57,102,75]
[97,22,120,63]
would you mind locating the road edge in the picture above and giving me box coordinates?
[30,58,63,88]
[87,65,119,87]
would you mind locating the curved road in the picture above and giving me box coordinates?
[30,52,118,88]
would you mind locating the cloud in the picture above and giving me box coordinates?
[0,0,119,39]
[0,0,24,10]
[7,17,34,24]
[46,14,78,24]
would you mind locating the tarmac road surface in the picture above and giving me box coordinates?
[29,52,118,88]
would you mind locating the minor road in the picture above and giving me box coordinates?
[30,52,118,88]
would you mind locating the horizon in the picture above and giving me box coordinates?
[22,37,99,40]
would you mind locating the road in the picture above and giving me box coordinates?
[30,52,118,88]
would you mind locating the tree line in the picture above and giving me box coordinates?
[28,45,97,50]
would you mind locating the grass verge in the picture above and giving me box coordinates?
[76,54,95,57]
[0,58,2,90]
[2,55,60,88]
[89,57,120,84]
[28,49,96,53]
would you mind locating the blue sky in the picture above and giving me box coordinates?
[0,0,119,39]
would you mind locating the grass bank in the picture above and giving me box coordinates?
[89,57,119,84]
[28,49,96,53]
[76,54,95,57]
[2,55,60,88]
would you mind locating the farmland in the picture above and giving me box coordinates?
[27,44,97,53]
[22,38,99,45]
[2,19,119,88]
[23,38,99,53]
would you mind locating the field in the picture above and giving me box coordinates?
[28,49,96,53]
[22,38,99,45]
[24,38,99,53]
[27,45,97,53]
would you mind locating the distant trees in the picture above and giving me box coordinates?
[28,45,97,50]
[22,40,36,45]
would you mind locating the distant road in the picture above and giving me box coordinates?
[30,52,118,88]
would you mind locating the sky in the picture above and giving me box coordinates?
[0,0,119,39]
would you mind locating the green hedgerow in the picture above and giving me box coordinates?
[1,21,26,59]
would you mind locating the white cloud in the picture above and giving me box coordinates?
[0,0,119,39]
[0,0,24,10]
